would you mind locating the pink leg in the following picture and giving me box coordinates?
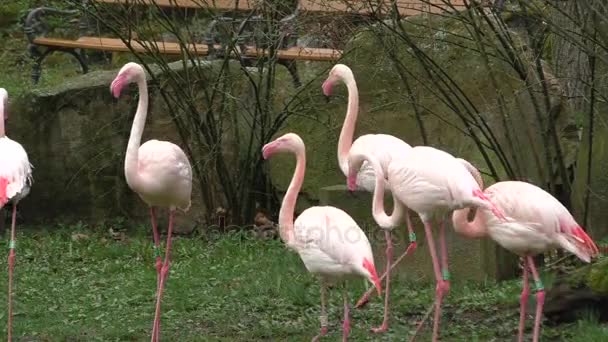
[518,257,530,342]
[437,218,450,294]
[151,210,175,342]
[356,209,417,309]
[527,256,545,342]
[412,220,446,342]
[311,284,329,342]
[342,284,350,342]
[371,230,393,333]
[7,205,17,342]
[150,207,162,290]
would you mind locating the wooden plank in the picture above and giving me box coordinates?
[299,0,467,16]
[33,36,342,61]
[92,0,260,10]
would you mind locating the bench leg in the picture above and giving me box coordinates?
[278,59,301,88]
[28,45,88,84]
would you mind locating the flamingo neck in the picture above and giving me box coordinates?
[370,161,403,228]
[452,207,488,239]
[337,75,359,176]
[0,99,5,137]
[278,148,305,246]
[124,77,149,188]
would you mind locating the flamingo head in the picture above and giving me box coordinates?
[111,62,145,98]
[322,63,353,97]
[347,173,357,192]
[362,258,382,296]
[0,88,8,121]
[262,133,304,160]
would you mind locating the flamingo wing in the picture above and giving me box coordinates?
[0,137,33,207]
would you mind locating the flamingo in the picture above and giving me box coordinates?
[322,64,416,332]
[452,180,599,342]
[262,132,382,341]
[0,88,33,342]
[110,63,192,342]
[347,146,508,341]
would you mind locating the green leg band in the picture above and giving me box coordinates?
[409,232,417,243]
[442,269,450,281]
[534,280,544,292]
[8,240,16,249]
[153,246,161,258]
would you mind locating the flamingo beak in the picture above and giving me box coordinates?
[347,174,357,192]
[322,79,333,98]
[362,258,382,297]
[262,142,276,160]
[110,74,126,99]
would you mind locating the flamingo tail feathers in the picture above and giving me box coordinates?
[558,224,599,262]
[362,258,382,296]
[0,177,8,207]
[472,189,508,221]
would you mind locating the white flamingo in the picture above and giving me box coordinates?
[453,180,599,342]
[110,63,192,342]
[262,132,382,341]
[322,64,416,332]
[0,88,33,342]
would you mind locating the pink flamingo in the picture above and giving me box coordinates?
[0,88,33,342]
[452,180,599,342]
[111,63,192,342]
[323,64,416,332]
[262,132,382,341]
[347,146,508,341]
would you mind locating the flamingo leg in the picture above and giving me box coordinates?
[411,220,445,342]
[437,217,450,294]
[149,207,162,290]
[151,209,175,342]
[527,256,545,342]
[518,257,530,342]
[355,208,416,309]
[311,282,329,342]
[342,283,351,342]
[371,230,393,333]
[7,204,17,342]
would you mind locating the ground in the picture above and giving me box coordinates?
[0,226,606,341]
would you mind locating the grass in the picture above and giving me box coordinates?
[0,226,606,341]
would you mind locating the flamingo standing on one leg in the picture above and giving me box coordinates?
[452,180,599,342]
[0,88,33,342]
[347,146,508,342]
[322,64,416,332]
[111,63,192,342]
[262,132,382,341]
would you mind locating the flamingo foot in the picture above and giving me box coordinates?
[311,326,328,342]
[371,322,388,333]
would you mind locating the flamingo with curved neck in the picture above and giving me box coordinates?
[111,62,192,342]
[263,132,381,341]
[323,64,416,332]
[0,88,33,342]
[452,180,599,342]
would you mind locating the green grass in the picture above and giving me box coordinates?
[0,227,606,341]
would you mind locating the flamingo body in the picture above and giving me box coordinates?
[469,181,597,262]
[294,206,377,280]
[130,139,192,211]
[347,134,409,192]
[0,137,32,207]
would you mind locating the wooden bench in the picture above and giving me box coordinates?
[24,1,470,86]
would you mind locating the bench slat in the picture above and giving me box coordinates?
[300,0,467,16]
[33,36,342,61]
[93,0,259,10]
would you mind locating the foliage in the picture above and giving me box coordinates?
[0,226,606,340]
